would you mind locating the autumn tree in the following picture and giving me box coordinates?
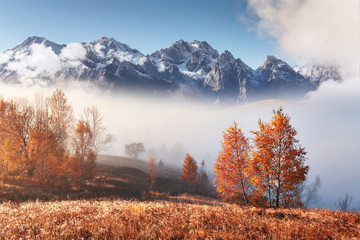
[251,107,309,208]
[17,104,34,177]
[0,100,23,175]
[81,106,114,154]
[72,120,96,187]
[0,138,21,175]
[148,157,157,192]
[0,90,106,188]
[125,142,145,159]
[27,92,70,184]
[47,89,74,160]
[214,122,251,204]
[27,121,63,184]
[179,154,198,192]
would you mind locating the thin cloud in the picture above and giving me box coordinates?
[6,44,61,85]
[60,43,87,61]
[242,0,359,77]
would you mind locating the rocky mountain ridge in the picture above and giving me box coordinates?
[0,36,342,103]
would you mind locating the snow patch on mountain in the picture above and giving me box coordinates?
[84,37,147,66]
[0,36,342,103]
[150,39,219,81]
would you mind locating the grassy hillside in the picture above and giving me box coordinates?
[97,154,182,178]
[0,154,359,239]
[0,196,359,239]
[0,155,188,202]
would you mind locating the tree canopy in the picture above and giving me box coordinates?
[214,122,251,204]
[0,89,99,188]
[214,108,309,207]
[125,142,145,159]
[179,154,198,191]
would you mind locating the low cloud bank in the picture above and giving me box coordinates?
[1,80,359,208]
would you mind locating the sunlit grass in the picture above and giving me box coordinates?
[0,197,359,239]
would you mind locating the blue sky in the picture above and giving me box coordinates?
[0,0,283,69]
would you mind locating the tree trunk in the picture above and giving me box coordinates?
[276,187,280,208]
[268,181,272,207]
[240,180,249,204]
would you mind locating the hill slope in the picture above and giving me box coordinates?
[0,155,186,202]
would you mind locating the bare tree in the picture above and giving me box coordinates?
[302,175,322,207]
[198,160,209,194]
[46,89,74,159]
[81,105,114,154]
[336,193,355,211]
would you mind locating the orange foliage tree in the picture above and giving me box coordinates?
[251,107,309,208]
[0,138,22,175]
[0,90,100,188]
[72,120,96,187]
[17,105,34,177]
[179,154,198,191]
[0,100,23,175]
[214,122,251,204]
[148,157,157,192]
[27,121,64,184]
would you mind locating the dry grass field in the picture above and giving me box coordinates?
[0,195,359,239]
[0,155,359,239]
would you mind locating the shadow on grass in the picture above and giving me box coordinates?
[0,163,214,203]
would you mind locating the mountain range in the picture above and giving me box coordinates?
[0,36,342,103]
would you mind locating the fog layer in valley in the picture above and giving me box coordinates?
[0,0,358,209]
[1,77,359,208]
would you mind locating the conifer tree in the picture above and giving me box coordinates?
[179,154,198,191]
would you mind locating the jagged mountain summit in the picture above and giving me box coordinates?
[0,36,342,103]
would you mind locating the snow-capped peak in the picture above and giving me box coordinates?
[0,36,341,104]
[13,36,62,54]
[84,37,146,66]
[262,55,291,70]
[150,39,219,80]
